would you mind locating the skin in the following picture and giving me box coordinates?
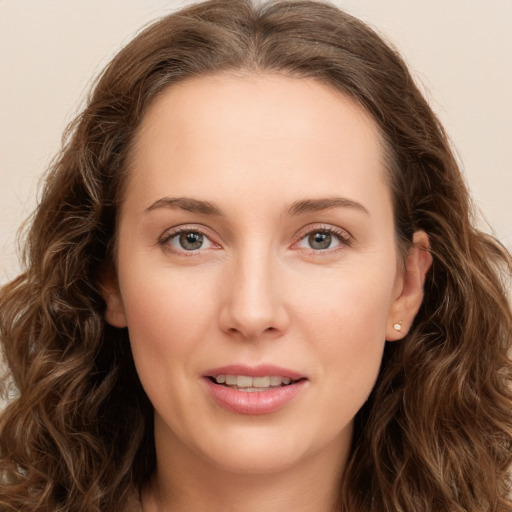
[102,73,431,512]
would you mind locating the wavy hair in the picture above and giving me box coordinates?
[1,0,511,510]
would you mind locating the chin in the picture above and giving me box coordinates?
[208,447,304,475]
[195,426,306,473]
[197,421,348,476]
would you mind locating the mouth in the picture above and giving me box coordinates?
[208,374,305,392]
[202,364,308,414]
[204,370,308,415]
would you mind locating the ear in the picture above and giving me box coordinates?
[386,231,432,341]
[98,264,128,328]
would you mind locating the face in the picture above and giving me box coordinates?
[104,74,426,477]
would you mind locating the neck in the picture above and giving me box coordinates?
[141,427,349,512]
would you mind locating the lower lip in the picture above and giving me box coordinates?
[203,378,307,415]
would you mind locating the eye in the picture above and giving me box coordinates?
[294,227,350,252]
[160,228,217,253]
[306,231,338,250]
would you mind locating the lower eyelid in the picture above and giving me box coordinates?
[158,226,351,253]
[159,227,224,255]
[294,227,351,247]
[297,235,341,250]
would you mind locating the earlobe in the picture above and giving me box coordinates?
[98,265,128,328]
[386,231,432,341]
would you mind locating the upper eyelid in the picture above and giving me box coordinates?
[292,223,352,242]
[160,224,213,240]
[290,225,353,254]
[158,225,220,251]
[157,223,352,250]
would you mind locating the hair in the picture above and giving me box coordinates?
[1,0,511,510]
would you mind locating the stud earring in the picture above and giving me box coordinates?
[393,321,403,331]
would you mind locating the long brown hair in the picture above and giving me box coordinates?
[1,1,511,510]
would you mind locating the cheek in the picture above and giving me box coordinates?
[311,290,389,375]
[118,266,222,431]
[118,263,218,375]
[295,263,395,339]
[295,267,395,389]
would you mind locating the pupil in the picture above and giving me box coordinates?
[179,232,203,250]
[309,232,331,250]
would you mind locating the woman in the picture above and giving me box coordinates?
[1,0,511,510]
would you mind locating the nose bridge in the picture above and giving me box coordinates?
[220,240,287,338]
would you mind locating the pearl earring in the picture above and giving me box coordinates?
[393,321,403,331]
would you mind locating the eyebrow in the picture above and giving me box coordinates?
[285,197,369,216]
[144,197,223,215]
[144,195,369,217]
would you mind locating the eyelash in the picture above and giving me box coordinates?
[158,226,218,255]
[158,224,352,255]
[292,225,352,254]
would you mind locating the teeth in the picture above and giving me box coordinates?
[225,375,237,385]
[270,376,282,386]
[214,374,295,388]
[238,387,271,392]
[236,375,253,387]
[253,376,270,387]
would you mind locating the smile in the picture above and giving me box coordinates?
[212,374,295,391]
[203,365,308,415]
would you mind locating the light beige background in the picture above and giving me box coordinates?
[1,0,511,284]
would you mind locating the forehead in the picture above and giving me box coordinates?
[124,73,390,214]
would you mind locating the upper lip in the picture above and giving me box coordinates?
[203,364,305,380]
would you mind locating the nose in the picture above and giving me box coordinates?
[218,250,290,340]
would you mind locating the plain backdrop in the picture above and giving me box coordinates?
[1,0,511,284]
